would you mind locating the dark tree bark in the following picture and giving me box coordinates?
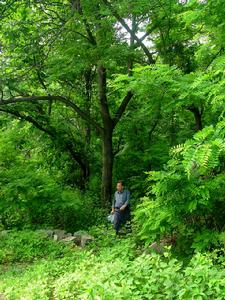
[101,126,114,208]
[97,62,134,207]
[97,65,114,207]
[188,105,203,131]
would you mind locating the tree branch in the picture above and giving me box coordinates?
[0,108,54,137]
[188,105,203,131]
[133,23,158,48]
[0,95,103,134]
[112,91,133,128]
[102,0,155,64]
[73,0,97,45]
[0,108,88,185]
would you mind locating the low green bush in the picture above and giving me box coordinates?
[1,229,225,299]
[0,230,71,264]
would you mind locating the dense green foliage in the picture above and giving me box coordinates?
[0,120,102,231]
[135,121,225,253]
[0,230,71,264]
[0,229,225,300]
[1,228,225,299]
[0,0,225,298]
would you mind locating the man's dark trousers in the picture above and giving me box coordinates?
[114,206,130,234]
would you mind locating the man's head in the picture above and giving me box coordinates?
[116,180,124,192]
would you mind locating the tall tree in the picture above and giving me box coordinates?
[0,0,156,206]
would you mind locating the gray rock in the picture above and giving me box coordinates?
[61,236,77,243]
[46,230,55,237]
[53,234,58,241]
[0,230,10,237]
[52,229,67,240]
[80,234,94,247]
[148,242,165,254]
[36,229,72,241]
[52,230,73,241]
[36,229,54,238]
[73,231,94,247]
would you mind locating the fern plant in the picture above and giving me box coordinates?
[134,120,225,253]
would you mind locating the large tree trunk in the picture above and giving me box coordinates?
[97,14,136,207]
[101,126,114,208]
[98,65,114,208]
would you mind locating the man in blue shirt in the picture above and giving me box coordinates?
[111,180,130,235]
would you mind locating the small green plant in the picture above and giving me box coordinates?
[0,230,70,264]
[1,229,225,299]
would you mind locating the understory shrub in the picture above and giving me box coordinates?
[134,122,225,254]
[1,230,225,299]
[0,230,71,264]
